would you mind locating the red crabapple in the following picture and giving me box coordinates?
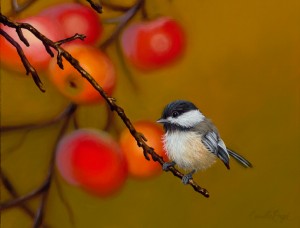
[40,3,102,45]
[121,17,186,71]
[56,129,127,197]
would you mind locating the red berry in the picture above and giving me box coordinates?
[0,16,64,72]
[40,3,102,44]
[119,121,167,179]
[56,129,127,197]
[48,44,116,105]
[121,17,186,71]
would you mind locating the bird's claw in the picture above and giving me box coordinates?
[162,161,176,171]
[182,175,192,185]
[181,170,196,185]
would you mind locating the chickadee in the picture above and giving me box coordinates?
[157,100,252,184]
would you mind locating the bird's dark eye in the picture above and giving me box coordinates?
[172,111,179,118]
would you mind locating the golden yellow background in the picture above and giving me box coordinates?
[1,0,299,227]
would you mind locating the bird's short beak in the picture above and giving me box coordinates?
[157,118,168,124]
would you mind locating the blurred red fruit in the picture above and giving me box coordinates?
[119,121,167,179]
[48,44,116,104]
[56,129,127,197]
[121,17,186,71]
[0,16,64,72]
[40,3,102,45]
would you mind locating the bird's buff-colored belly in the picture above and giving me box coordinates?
[163,131,216,171]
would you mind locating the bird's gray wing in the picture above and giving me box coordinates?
[201,131,218,153]
[201,131,230,169]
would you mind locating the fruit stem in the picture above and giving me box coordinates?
[100,0,146,50]
[102,1,131,12]
[86,0,103,13]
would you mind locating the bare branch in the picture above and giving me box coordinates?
[16,27,29,46]
[56,33,86,46]
[0,11,209,197]
[0,28,45,92]
[53,176,76,226]
[102,1,131,12]
[32,103,75,227]
[0,177,50,210]
[0,103,77,132]
[0,169,35,218]
[43,41,55,57]
[0,105,75,228]
[33,190,48,228]
[115,35,138,90]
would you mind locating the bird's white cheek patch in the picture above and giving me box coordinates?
[168,110,205,128]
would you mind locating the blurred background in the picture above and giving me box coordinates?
[1,0,299,227]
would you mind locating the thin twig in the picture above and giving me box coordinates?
[2,130,30,157]
[0,105,78,212]
[115,40,138,90]
[53,175,76,227]
[140,1,149,20]
[33,193,48,228]
[56,33,86,46]
[102,1,131,12]
[0,28,45,92]
[100,0,145,50]
[0,170,50,228]
[72,114,80,130]
[103,103,115,131]
[0,103,77,132]
[32,103,75,228]
[86,0,103,13]
[0,177,50,210]
[0,168,35,218]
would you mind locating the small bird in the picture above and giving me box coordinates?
[157,100,252,184]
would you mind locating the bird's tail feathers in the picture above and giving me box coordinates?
[227,149,252,168]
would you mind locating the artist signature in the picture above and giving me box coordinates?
[250,209,290,223]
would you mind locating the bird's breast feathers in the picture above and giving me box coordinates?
[163,131,216,171]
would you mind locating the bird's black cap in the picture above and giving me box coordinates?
[157,100,199,132]
[161,100,198,119]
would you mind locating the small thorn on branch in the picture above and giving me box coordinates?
[56,50,64,69]
[16,27,29,46]
[108,97,117,103]
[30,70,45,92]
[138,132,147,142]
[143,151,150,161]
[43,42,54,57]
